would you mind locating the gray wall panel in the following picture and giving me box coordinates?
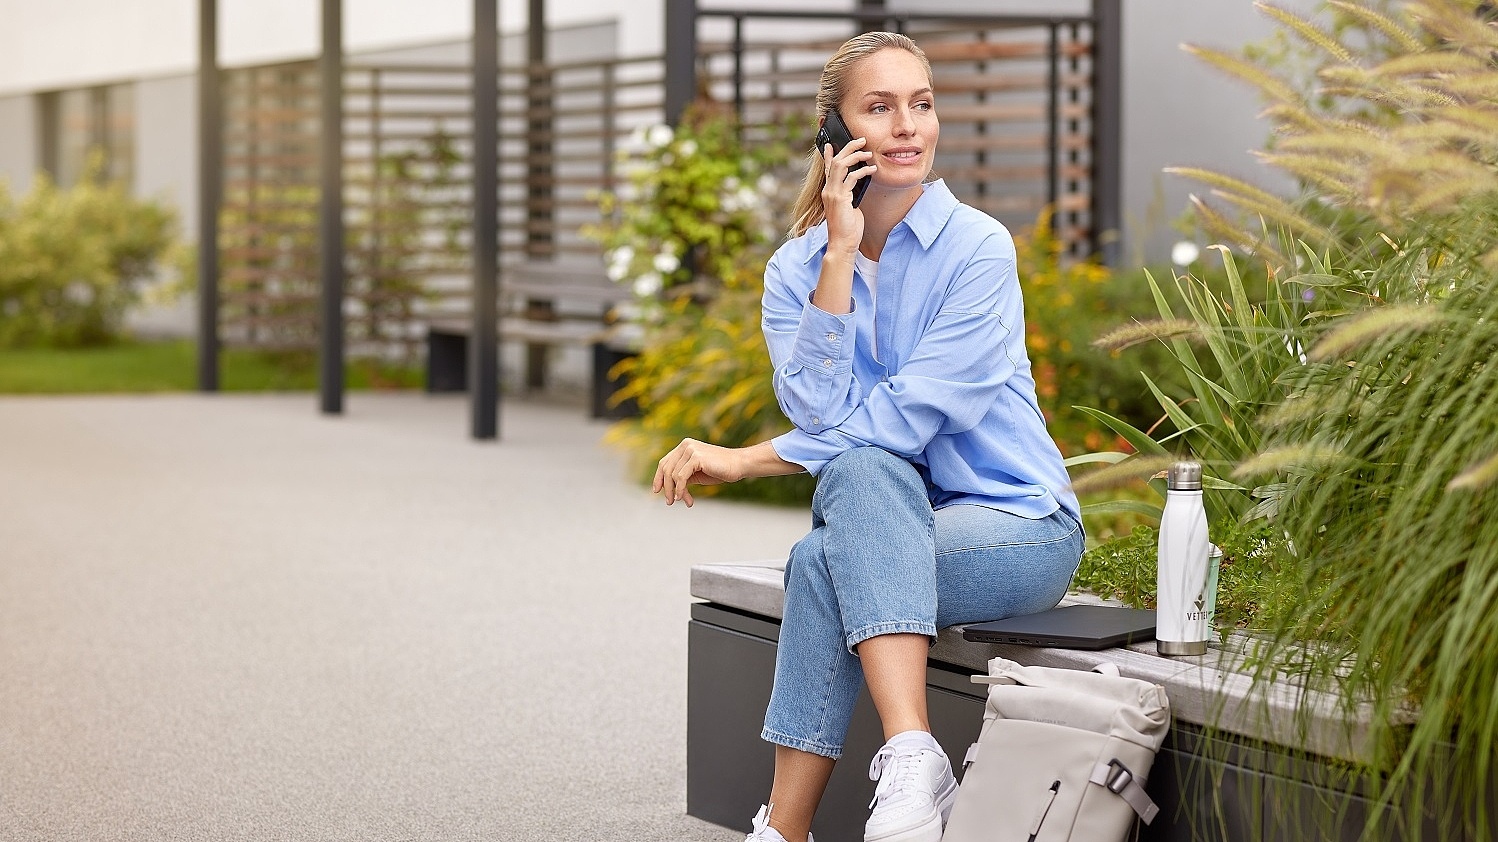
[1121,0,1316,267]
[127,74,197,338]
[0,93,37,193]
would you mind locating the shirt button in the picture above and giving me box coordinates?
[822,358,833,368]
[826,332,837,341]
[812,417,821,425]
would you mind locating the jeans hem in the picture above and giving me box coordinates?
[761,727,843,760]
[845,620,937,653]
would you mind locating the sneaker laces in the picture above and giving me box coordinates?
[749,804,774,837]
[867,744,926,809]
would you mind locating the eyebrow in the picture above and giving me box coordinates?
[859,88,934,99]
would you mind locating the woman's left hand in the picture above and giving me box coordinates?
[654,438,744,507]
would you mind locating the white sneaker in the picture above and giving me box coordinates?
[745,804,814,842]
[863,734,958,842]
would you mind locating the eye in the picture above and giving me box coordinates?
[870,103,890,114]
[915,100,933,111]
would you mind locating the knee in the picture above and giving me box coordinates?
[818,447,924,497]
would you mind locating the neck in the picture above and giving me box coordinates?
[857,183,925,260]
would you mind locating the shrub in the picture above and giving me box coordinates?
[587,108,800,311]
[0,168,180,348]
[606,264,816,505]
[1016,212,1194,457]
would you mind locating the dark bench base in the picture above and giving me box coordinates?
[687,602,1463,842]
[424,324,638,420]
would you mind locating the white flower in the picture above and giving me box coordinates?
[647,125,674,149]
[653,251,680,274]
[677,139,698,157]
[606,262,628,282]
[735,186,760,211]
[608,245,634,267]
[757,173,779,194]
[723,176,741,192]
[1171,241,1200,267]
[633,272,663,297]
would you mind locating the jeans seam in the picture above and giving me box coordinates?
[809,644,842,745]
[845,620,937,652]
[761,727,843,759]
[936,519,1082,556]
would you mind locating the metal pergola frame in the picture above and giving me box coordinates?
[197,0,1122,440]
[196,0,505,439]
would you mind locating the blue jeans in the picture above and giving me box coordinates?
[761,447,1083,759]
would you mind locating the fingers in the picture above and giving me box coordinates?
[822,139,872,196]
[655,438,699,506]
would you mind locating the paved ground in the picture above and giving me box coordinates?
[0,393,813,841]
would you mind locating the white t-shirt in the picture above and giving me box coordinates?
[854,251,878,303]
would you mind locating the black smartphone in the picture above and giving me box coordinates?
[815,110,871,208]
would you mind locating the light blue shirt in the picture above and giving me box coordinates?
[764,180,1080,522]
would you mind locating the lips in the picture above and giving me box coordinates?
[882,148,923,163]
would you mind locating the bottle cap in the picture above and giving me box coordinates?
[1168,461,1203,491]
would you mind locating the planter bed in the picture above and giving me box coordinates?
[687,561,1472,842]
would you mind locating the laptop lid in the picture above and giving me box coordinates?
[960,604,1157,651]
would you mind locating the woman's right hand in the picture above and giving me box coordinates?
[820,138,875,251]
[654,438,743,507]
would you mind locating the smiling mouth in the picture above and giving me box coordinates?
[884,150,922,161]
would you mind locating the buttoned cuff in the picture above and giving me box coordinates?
[790,295,855,376]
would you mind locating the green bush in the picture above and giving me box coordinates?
[0,169,179,348]
[1016,213,1197,457]
[587,107,801,309]
[606,265,816,505]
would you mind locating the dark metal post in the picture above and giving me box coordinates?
[318,0,346,414]
[197,0,220,391]
[858,0,889,33]
[1046,24,1060,211]
[471,0,500,439]
[523,0,553,391]
[731,15,745,123]
[1090,0,1123,265]
[526,0,551,257]
[664,0,697,125]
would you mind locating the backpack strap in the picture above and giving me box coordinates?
[1090,758,1159,824]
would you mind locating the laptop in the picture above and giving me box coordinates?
[961,605,1157,651]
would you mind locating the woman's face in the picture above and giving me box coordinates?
[840,48,939,193]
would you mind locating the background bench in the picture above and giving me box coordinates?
[425,259,639,418]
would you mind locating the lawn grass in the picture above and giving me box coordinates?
[0,339,424,394]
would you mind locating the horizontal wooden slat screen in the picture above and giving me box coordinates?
[217,16,1097,352]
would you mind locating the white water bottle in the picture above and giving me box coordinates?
[1157,461,1211,656]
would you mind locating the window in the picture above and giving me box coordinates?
[38,82,135,189]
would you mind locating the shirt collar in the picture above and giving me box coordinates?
[799,179,958,264]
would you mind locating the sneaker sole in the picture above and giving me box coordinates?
[864,777,960,842]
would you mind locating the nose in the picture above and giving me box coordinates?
[893,105,916,137]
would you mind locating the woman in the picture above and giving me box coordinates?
[654,31,1083,842]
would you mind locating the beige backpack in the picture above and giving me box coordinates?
[942,657,1171,842]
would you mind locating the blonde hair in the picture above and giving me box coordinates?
[787,32,933,239]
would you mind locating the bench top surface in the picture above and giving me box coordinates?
[691,560,1391,764]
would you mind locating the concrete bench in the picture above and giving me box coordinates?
[687,560,1461,842]
[425,259,639,418]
